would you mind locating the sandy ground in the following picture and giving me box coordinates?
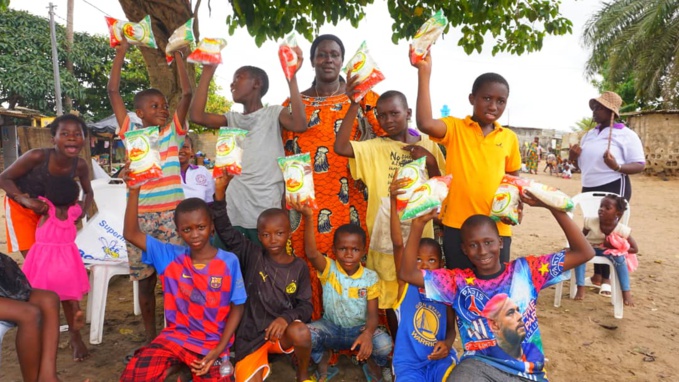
[2,169,678,381]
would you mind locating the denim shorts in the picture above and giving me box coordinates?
[307,318,393,367]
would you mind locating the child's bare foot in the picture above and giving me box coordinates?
[73,310,85,331]
[622,291,634,307]
[574,286,586,300]
[590,274,602,286]
[70,331,90,362]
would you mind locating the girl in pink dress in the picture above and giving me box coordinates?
[22,176,90,361]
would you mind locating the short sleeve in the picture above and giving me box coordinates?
[348,140,373,181]
[227,253,247,305]
[204,168,216,203]
[506,131,522,172]
[423,268,459,305]
[614,223,631,239]
[118,115,134,138]
[367,281,379,300]
[318,259,332,282]
[525,252,567,291]
[430,117,455,147]
[68,203,83,222]
[141,235,187,276]
[622,129,646,164]
[171,112,187,136]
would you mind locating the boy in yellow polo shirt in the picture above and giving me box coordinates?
[412,53,521,270]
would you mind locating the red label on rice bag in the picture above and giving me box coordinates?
[278,34,299,80]
[344,41,385,103]
[187,38,227,66]
[105,15,158,49]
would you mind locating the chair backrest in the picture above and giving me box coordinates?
[88,178,126,222]
[570,191,631,225]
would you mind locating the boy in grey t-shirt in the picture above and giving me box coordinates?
[190,55,307,243]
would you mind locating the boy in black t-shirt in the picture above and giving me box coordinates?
[211,175,313,382]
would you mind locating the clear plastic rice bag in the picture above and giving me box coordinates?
[124,126,163,187]
[165,18,195,65]
[400,175,452,221]
[106,15,158,49]
[343,41,385,102]
[278,33,299,80]
[213,128,247,177]
[278,153,317,209]
[187,38,228,65]
[490,174,573,224]
[525,183,574,212]
[395,157,428,214]
[490,182,521,225]
[409,10,448,65]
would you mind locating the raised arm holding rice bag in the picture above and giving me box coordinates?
[395,157,429,213]
[165,18,195,64]
[344,41,385,102]
[400,174,452,221]
[409,9,448,65]
[490,175,573,224]
[105,15,157,49]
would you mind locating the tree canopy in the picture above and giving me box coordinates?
[584,0,679,108]
[0,9,149,120]
[224,0,573,55]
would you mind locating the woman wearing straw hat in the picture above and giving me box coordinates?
[568,91,645,295]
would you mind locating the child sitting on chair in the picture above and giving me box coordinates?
[574,194,637,306]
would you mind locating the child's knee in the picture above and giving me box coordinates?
[286,321,311,347]
[371,330,393,358]
[17,304,42,326]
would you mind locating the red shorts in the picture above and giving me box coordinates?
[120,336,231,381]
[234,340,293,382]
[3,196,40,252]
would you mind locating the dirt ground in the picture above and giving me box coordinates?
[2,169,678,381]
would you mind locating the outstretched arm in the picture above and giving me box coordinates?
[288,195,327,273]
[279,46,307,133]
[333,74,361,158]
[413,54,447,139]
[174,48,193,127]
[521,191,594,270]
[398,210,438,288]
[189,65,228,128]
[123,187,146,252]
[107,38,130,130]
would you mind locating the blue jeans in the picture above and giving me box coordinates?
[575,248,630,291]
[307,319,393,367]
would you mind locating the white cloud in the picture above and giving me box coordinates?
[12,0,604,130]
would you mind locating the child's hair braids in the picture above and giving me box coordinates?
[603,194,627,213]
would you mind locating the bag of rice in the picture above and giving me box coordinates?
[124,126,163,187]
[213,128,247,177]
[278,33,299,80]
[400,175,452,221]
[395,157,428,214]
[525,182,574,212]
[187,38,228,65]
[278,153,317,209]
[409,10,448,65]
[106,15,158,49]
[490,182,521,225]
[165,18,195,65]
[343,41,385,102]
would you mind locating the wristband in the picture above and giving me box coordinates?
[616,164,622,172]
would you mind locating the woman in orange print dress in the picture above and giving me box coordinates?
[283,34,385,320]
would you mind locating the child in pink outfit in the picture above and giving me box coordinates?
[22,176,90,362]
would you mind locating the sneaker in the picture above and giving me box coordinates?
[382,367,393,382]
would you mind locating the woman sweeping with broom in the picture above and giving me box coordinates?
[568,91,645,296]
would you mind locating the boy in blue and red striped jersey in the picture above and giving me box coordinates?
[121,180,246,381]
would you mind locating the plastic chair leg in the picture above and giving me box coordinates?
[133,280,141,316]
[553,280,563,307]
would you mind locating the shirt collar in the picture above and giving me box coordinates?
[335,260,364,279]
[187,164,198,170]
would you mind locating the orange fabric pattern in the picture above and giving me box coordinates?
[282,91,386,320]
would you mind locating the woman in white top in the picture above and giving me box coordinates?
[178,135,214,202]
[569,91,645,292]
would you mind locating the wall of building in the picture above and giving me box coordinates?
[627,112,679,176]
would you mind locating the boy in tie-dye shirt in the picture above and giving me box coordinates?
[398,191,595,382]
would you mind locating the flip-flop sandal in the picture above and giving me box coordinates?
[362,364,384,382]
[313,366,339,382]
[599,283,612,297]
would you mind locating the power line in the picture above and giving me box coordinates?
[78,0,112,17]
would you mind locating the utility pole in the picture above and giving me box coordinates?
[64,0,74,112]
[48,2,63,116]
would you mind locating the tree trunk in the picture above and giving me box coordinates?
[117,0,196,111]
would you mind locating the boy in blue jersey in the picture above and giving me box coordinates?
[389,172,457,381]
[122,177,246,381]
[289,195,393,382]
[398,191,594,382]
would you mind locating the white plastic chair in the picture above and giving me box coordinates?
[553,192,630,319]
[78,178,140,345]
[0,320,16,368]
